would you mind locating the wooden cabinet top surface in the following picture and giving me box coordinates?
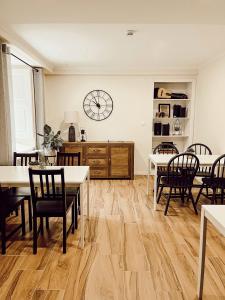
[63,141,134,145]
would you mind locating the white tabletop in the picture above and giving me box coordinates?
[203,205,225,237]
[149,154,219,166]
[0,166,89,186]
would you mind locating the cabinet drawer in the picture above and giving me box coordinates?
[90,168,108,178]
[87,158,107,167]
[87,146,107,155]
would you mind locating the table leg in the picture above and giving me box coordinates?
[80,182,85,249]
[197,207,207,299]
[153,162,158,211]
[87,170,90,219]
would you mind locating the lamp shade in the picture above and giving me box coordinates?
[64,111,78,124]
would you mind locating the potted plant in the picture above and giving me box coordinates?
[37,124,63,155]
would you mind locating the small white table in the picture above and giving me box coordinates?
[0,166,90,248]
[197,205,225,299]
[147,154,219,210]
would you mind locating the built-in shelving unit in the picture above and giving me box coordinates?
[152,79,195,153]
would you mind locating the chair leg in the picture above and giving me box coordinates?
[28,198,32,231]
[77,190,80,214]
[212,188,216,204]
[1,217,6,255]
[75,196,78,229]
[164,187,172,216]
[21,201,26,236]
[221,188,224,204]
[72,204,75,234]
[157,185,163,204]
[63,216,67,254]
[195,185,204,206]
[189,191,198,215]
[46,217,49,230]
[40,217,44,235]
[33,215,38,254]
[181,188,185,204]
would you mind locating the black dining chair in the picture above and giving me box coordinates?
[29,168,76,254]
[12,152,39,231]
[195,154,225,206]
[153,143,179,194]
[56,152,80,228]
[186,143,212,197]
[157,153,199,215]
[0,187,26,254]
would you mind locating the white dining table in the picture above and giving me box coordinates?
[0,165,90,248]
[197,205,225,299]
[147,154,219,210]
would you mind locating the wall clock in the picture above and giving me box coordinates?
[83,90,113,121]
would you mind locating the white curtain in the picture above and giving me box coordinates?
[33,67,45,149]
[0,41,15,165]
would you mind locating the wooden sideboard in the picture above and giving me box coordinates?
[62,141,134,179]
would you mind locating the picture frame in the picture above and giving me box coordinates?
[158,103,170,118]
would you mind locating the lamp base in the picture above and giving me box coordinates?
[68,124,76,142]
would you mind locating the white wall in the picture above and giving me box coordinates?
[44,75,153,174]
[194,57,225,154]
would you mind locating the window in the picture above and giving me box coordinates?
[11,66,36,152]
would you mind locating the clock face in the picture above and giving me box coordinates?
[83,90,113,121]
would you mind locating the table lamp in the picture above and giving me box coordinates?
[64,111,78,142]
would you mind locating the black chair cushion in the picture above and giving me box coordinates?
[35,197,74,217]
[161,176,193,188]
[202,177,225,189]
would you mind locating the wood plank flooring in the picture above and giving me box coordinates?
[0,176,225,299]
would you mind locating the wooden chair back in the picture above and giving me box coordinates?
[166,153,199,188]
[56,152,81,166]
[13,152,39,166]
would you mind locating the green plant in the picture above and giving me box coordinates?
[37,124,63,150]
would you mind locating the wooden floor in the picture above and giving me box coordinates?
[0,176,225,299]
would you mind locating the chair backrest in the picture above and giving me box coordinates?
[167,153,199,188]
[29,168,66,213]
[211,154,225,184]
[153,143,179,154]
[13,152,39,166]
[56,152,81,166]
[186,143,212,155]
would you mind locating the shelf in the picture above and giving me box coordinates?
[152,135,189,138]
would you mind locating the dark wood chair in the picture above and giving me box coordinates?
[157,153,199,215]
[12,151,39,231]
[29,168,76,254]
[56,152,80,228]
[186,143,212,197]
[196,154,225,206]
[153,143,179,194]
[0,188,26,254]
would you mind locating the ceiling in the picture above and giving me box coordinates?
[1,0,225,74]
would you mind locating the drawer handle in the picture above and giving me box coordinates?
[93,149,100,152]
[93,160,100,164]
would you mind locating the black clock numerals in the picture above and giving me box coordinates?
[83,90,113,121]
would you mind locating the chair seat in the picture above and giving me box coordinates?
[36,197,74,217]
[202,177,225,189]
[161,176,193,188]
